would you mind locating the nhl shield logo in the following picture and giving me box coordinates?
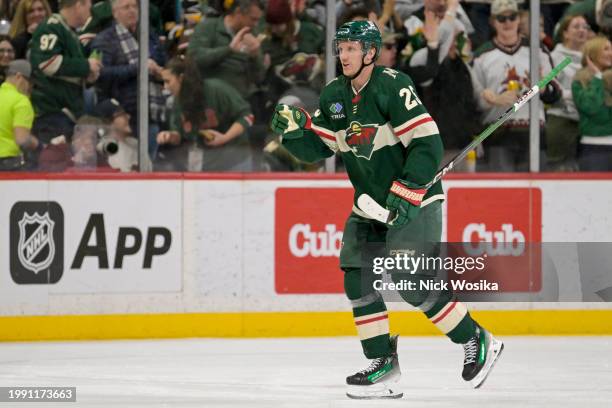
[18,212,56,274]
[345,121,377,160]
[10,201,64,284]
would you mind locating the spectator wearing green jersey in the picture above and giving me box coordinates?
[8,0,51,59]
[29,0,102,144]
[573,36,612,171]
[156,57,254,172]
[186,0,265,100]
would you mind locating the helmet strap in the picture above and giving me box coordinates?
[348,50,375,80]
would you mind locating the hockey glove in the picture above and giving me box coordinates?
[385,180,426,227]
[270,104,311,139]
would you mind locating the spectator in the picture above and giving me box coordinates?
[79,0,165,49]
[0,59,39,171]
[156,57,254,172]
[561,0,612,37]
[338,0,402,31]
[260,0,324,124]
[186,0,265,100]
[518,9,553,51]
[90,0,166,157]
[402,0,474,77]
[472,0,560,172]
[262,0,324,69]
[572,35,612,171]
[462,0,525,50]
[0,33,14,83]
[29,0,102,144]
[547,14,590,171]
[93,98,137,171]
[9,0,51,58]
[337,0,381,27]
[376,30,400,68]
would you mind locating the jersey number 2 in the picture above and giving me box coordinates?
[399,86,422,111]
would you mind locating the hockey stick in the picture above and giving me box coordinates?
[357,56,572,224]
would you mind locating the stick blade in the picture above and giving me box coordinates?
[357,194,390,224]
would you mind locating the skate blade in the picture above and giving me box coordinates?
[346,392,404,400]
[346,382,403,399]
[471,336,504,389]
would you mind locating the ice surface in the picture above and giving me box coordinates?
[0,336,610,407]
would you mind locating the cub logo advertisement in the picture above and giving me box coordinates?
[275,188,353,294]
[447,188,542,292]
[10,201,64,284]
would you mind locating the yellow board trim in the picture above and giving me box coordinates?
[1,310,611,341]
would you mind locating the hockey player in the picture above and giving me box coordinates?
[270,20,504,399]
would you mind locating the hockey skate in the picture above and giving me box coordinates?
[462,324,504,388]
[346,335,403,399]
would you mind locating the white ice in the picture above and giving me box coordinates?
[0,336,610,407]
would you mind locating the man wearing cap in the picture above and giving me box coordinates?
[376,31,400,68]
[472,0,559,171]
[0,59,40,171]
[93,98,138,172]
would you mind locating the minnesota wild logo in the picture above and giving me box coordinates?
[345,121,377,159]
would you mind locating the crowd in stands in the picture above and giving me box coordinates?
[0,0,611,173]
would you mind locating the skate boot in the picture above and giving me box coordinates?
[462,324,504,388]
[346,335,403,399]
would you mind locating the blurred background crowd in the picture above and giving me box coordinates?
[0,0,611,173]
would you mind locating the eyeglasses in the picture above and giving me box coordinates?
[495,13,518,23]
[0,48,14,54]
[570,24,591,30]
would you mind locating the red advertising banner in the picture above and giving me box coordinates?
[276,187,543,295]
[275,188,353,294]
[446,188,542,292]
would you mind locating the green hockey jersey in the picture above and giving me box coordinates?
[282,66,444,216]
[30,13,90,118]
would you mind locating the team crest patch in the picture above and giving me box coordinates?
[345,121,377,159]
[17,212,56,274]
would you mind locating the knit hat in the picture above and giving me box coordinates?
[6,60,31,79]
[266,0,292,25]
[491,0,518,15]
[94,99,126,123]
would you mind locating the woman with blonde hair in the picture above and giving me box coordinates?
[9,0,50,58]
[572,35,612,171]
[546,14,590,171]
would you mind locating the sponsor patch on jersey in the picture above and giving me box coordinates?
[330,102,345,119]
[345,121,377,159]
[330,102,343,114]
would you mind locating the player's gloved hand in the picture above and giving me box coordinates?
[270,104,311,139]
[385,179,426,227]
